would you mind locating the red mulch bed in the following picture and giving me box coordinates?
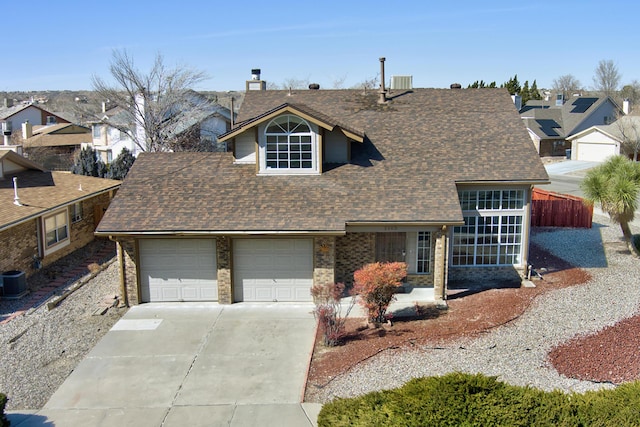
[305,239,598,400]
[549,315,640,384]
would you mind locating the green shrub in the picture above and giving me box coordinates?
[317,373,640,427]
[0,393,9,427]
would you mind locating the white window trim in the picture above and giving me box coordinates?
[415,231,432,274]
[70,202,83,223]
[258,115,319,175]
[42,209,71,256]
[452,189,526,268]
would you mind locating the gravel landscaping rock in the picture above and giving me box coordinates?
[0,245,126,410]
[312,215,640,402]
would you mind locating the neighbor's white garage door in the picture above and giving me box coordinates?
[576,142,617,162]
[233,239,313,302]
[139,239,217,302]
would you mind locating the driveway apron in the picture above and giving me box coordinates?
[8,303,321,427]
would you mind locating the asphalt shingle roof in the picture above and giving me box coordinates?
[0,167,121,231]
[96,88,548,235]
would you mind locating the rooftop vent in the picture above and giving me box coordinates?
[308,83,320,90]
[391,76,413,90]
[251,69,261,80]
[450,83,462,89]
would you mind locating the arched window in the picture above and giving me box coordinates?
[264,115,314,170]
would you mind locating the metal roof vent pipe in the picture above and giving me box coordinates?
[13,177,22,206]
[308,83,320,90]
[378,57,387,103]
[251,69,261,80]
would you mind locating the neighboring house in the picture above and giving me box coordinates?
[90,92,233,163]
[90,105,138,163]
[95,86,548,306]
[0,150,120,281]
[520,95,621,156]
[0,101,70,145]
[21,122,92,170]
[568,115,640,161]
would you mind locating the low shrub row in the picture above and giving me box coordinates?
[318,372,640,426]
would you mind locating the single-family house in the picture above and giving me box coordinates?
[21,122,92,170]
[1,101,70,146]
[90,91,233,163]
[0,150,120,284]
[568,114,640,161]
[96,81,549,306]
[520,95,621,156]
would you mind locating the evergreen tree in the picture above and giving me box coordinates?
[71,146,106,178]
[530,80,542,100]
[488,81,497,88]
[520,80,531,105]
[106,148,136,180]
[504,74,521,95]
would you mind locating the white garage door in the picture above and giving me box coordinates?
[576,142,616,162]
[139,239,217,302]
[233,239,313,302]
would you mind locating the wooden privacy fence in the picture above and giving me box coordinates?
[531,188,593,228]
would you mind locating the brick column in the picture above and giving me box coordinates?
[117,237,139,306]
[314,236,335,286]
[432,227,447,301]
[216,236,233,304]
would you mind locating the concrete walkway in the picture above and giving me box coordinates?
[8,303,321,427]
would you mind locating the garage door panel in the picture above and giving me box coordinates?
[233,239,313,302]
[577,143,616,162]
[139,239,217,302]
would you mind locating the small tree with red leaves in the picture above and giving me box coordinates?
[311,282,355,346]
[352,262,407,325]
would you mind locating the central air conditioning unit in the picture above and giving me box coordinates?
[391,75,413,90]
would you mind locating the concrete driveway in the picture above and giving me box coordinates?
[8,303,321,427]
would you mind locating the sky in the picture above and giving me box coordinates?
[4,0,640,92]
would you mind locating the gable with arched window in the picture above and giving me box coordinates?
[260,114,318,174]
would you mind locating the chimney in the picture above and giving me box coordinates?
[102,101,107,113]
[511,94,522,111]
[4,98,13,108]
[22,121,32,139]
[246,68,266,91]
[623,99,630,115]
[378,57,387,103]
[2,121,11,146]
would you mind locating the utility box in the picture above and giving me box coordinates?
[1,270,27,299]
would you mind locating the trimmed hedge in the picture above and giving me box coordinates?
[317,372,640,426]
[0,393,8,427]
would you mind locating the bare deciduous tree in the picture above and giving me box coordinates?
[614,114,640,161]
[593,59,621,97]
[552,74,582,100]
[91,50,217,153]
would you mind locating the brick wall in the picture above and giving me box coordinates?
[448,265,525,286]
[216,236,232,304]
[335,232,375,286]
[0,220,39,278]
[313,236,335,286]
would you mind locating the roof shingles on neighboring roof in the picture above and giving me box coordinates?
[96,88,548,235]
[0,169,120,231]
[520,96,618,140]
